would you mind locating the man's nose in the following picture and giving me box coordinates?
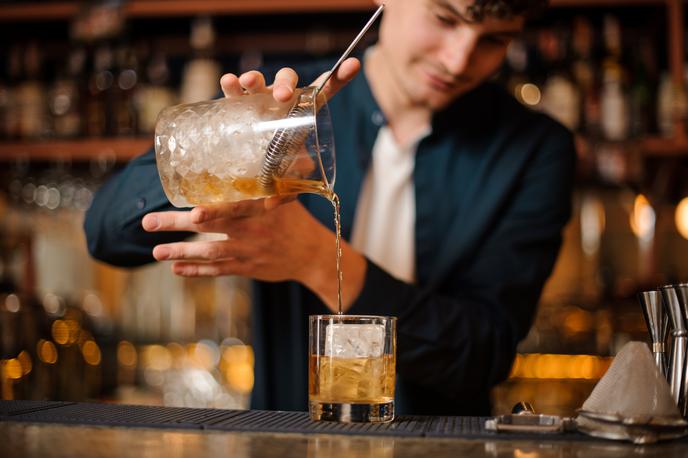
[439,28,479,76]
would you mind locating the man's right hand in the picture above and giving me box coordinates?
[218,57,361,103]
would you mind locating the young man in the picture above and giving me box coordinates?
[85,0,574,415]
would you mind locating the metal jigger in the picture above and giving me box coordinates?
[660,285,687,411]
[674,283,688,417]
[638,290,669,377]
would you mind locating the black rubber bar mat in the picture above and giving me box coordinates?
[0,400,669,442]
[0,400,75,417]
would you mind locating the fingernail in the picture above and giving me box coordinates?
[144,215,159,230]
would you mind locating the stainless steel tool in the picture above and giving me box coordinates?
[257,4,385,191]
[661,285,687,410]
[639,290,669,377]
[674,283,688,416]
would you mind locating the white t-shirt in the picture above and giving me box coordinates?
[350,126,430,284]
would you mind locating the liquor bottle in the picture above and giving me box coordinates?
[628,38,655,138]
[570,16,600,138]
[179,16,221,104]
[49,47,86,138]
[86,45,115,136]
[136,46,177,134]
[538,26,581,132]
[16,42,48,138]
[0,51,10,140]
[599,16,629,141]
[657,72,675,138]
[113,45,139,136]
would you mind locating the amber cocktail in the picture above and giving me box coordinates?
[309,315,396,423]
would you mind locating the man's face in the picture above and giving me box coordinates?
[375,0,525,110]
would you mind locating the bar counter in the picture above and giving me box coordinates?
[2,401,688,457]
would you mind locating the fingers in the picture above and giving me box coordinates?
[222,71,268,97]
[312,57,360,101]
[272,67,299,102]
[220,73,244,97]
[238,70,267,94]
[171,259,249,277]
[222,58,358,102]
[142,211,197,232]
[190,199,267,224]
[152,240,250,262]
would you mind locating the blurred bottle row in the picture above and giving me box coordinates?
[497,14,687,141]
[0,12,231,140]
[0,39,176,139]
[1,11,687,142]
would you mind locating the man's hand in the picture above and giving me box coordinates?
[142,199,367,313]
[219,57,361,102]
[141,61,365,311]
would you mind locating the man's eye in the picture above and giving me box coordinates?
[435,14,456,26]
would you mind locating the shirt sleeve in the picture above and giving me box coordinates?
[83,146,194,267]
[347,128,576,401]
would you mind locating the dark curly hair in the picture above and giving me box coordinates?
[466,0,549,21]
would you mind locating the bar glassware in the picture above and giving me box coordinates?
[309,315,396,423]
[154,86,334,207]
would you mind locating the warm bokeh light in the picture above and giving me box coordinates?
[221,345,255,394]
[65,319,81,344]
[82,292,104,317]
[142,344,172,371]
[509,353,611,380]
[17,350,32,375]
[580,194,605,256]
[562,308,593,336]
[37,339,58,364]
[81,340,102,366]
[224,364,254,394]
[3,358,23,380]
[4,294,20,313]
[516,83,541,106]
[676,197,688,240]
[167,342,185,368]
[222,345,255,367]
[117,341,137,368]
[189,340,220,370]
[52,320,69,345]
[629,194,655,240]
[42,293,64,315]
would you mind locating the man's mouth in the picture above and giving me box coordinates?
[422,68,460,92]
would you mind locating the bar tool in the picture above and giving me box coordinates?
[258,4,385,191]
[660,285,687,409]
[638,290,669,377]
[674,283,688,417]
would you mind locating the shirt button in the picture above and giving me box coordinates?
[371,111,385,126]
[136,198,146,209]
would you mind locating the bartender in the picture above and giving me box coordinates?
[84,0,574,415]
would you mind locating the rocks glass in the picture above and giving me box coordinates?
[309,315,396,423]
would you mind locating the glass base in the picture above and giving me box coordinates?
[309,400,394,423]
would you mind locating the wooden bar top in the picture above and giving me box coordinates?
[2,421,688,458]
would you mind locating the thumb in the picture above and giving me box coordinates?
[311,57,361,101]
